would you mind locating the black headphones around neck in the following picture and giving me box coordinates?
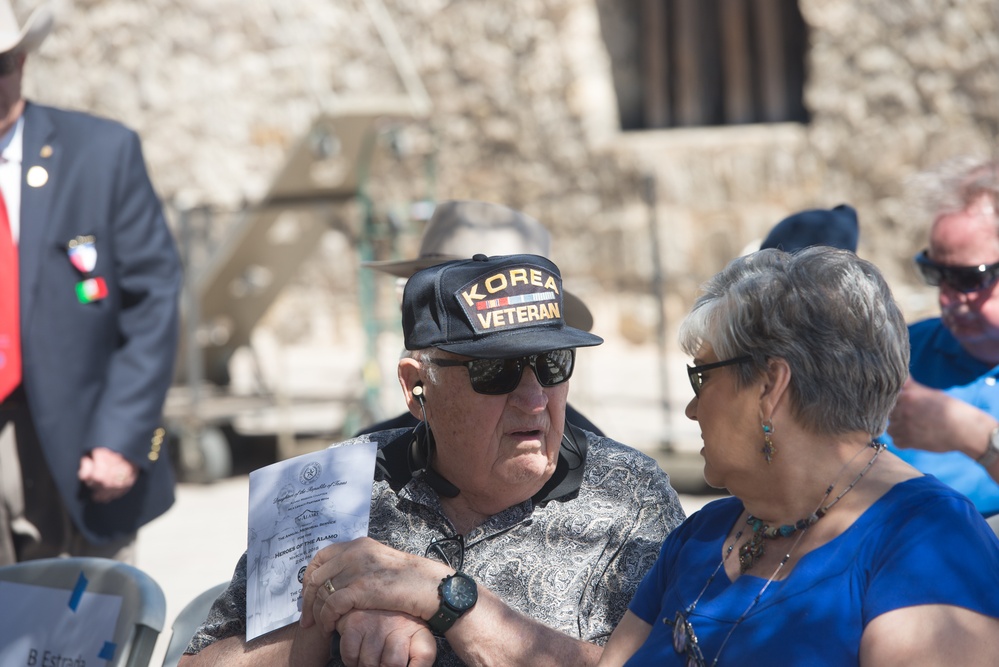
[407,390,461,498]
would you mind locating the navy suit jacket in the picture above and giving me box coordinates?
[18,102,182,544]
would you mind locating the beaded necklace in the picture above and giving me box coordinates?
[738,440,885,574]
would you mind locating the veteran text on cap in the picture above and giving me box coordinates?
[402,254,602,359]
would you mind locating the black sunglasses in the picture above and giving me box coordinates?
[426,348,575,395]
[687,356,751,397]
[914,250,999,294]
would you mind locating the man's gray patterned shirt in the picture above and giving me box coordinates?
[187,427,685,665]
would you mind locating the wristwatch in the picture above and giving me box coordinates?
[427,572,477,634]
[978,427,999,468]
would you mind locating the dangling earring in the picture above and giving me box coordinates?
[761,419,776,464]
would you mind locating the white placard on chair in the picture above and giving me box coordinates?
[0,578,123,665]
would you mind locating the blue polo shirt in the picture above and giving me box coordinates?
[885,317,999,516]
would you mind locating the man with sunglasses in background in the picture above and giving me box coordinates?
[886,156,999,516]
[182,253,685,666]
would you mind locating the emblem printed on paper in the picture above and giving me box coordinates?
[300,461,322,485]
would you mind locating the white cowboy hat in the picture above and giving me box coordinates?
[0,1,52,55]
[364,200,595,331]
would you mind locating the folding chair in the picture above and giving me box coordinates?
[160,581,229,667]
[0,556,166,667]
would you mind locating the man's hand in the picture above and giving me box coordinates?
[337,610,437,667]
[78,447,138,503]
[300,537,451,633]
[300,537,603,667]
[888,378,997,456]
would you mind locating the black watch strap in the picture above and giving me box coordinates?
[427,602,463,634]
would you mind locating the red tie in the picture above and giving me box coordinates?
[0,186,20,402]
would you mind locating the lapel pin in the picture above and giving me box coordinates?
[76,277,108,304]
[26,165,48,187]
[67,235,97,274]
[40,145,53,158]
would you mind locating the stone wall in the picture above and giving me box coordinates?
[18,0,999,447]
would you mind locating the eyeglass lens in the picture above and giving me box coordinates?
[465,349,575,394]
[686,356,751,398]
[915,251,999,293]
[688,371,704,397]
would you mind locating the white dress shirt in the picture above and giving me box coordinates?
[0,115,23,243]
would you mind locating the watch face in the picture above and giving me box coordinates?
[441,573,478,612]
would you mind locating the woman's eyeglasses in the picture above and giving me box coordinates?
[672,612,708,667]
[425,534,465,572]
[686,356,751,397]
[914,250,999,294]
[426,348,575,395]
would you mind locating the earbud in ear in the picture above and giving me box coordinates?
[413,382,425,402]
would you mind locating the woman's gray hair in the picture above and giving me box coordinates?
[678,247,909,436]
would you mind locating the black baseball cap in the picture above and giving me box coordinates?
[402,253,603,358]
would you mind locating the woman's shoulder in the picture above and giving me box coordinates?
[838,474,995,561]
[865,474,978,523]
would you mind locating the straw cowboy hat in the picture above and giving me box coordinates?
[364,200,595,332]
[0,1,52,55]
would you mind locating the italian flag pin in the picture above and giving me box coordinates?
[76,277,108,304]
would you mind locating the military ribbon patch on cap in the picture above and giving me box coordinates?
[455,262,563,333]
[67,235,97,274]
[76,277,108,304]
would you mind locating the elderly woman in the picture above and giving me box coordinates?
[599,247,999,667]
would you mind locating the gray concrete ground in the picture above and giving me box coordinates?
[136,459,721,666]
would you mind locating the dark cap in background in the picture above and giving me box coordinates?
[761,204,859,253]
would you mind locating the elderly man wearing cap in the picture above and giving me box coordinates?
[361,199,602,436]
[0,2,180,564]
[182,253,684,666]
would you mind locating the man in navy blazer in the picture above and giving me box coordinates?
[0,1,181,563]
